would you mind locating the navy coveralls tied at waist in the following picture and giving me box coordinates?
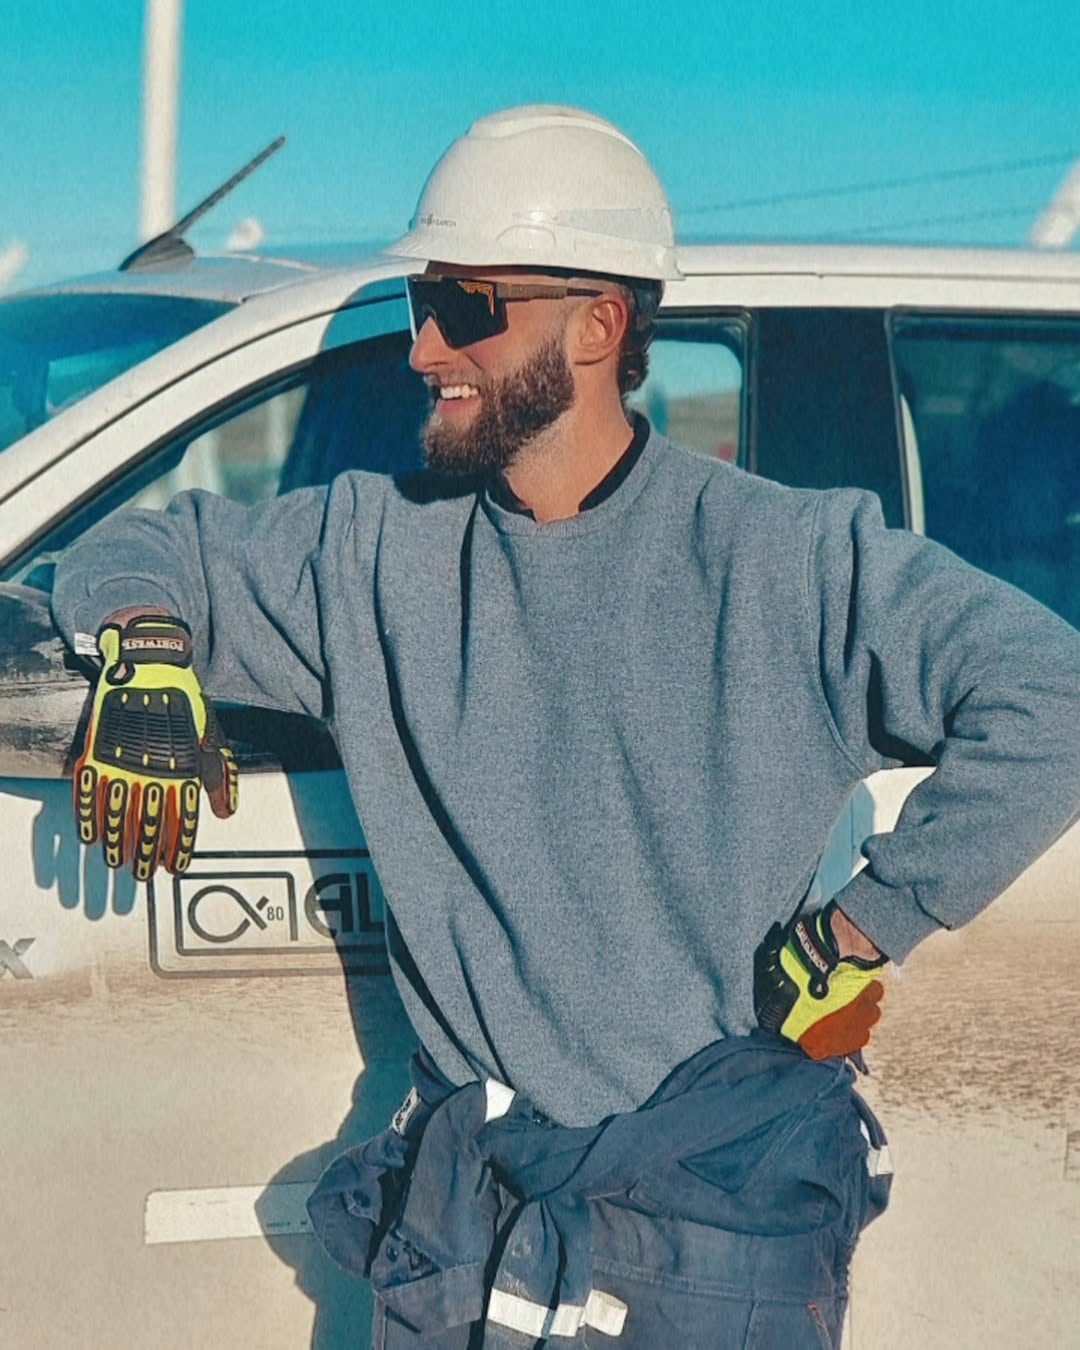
[308,1033,892,1346]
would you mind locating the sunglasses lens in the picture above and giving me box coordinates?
[406,278,507,349]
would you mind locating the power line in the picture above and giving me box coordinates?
[682,150,1079,216]
[848,204,1041,237]
[683,204,1040,242]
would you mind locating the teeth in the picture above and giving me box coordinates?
[439,384,479,400]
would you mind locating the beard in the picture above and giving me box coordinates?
[422,331,575,475]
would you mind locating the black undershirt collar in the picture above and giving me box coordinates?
[488,414,650,519]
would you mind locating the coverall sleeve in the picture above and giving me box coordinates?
[51,484,340,719]
[811,490,1080,963]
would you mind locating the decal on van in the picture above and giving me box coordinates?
[0,937,34,979]
[147,850,390,978]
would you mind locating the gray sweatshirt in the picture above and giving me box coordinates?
[52,426,1080,1126]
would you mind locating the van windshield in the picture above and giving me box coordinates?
[0,293,233,453]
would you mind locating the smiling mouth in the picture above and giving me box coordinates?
[435,383,481,402]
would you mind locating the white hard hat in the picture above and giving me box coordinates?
[390,104,681,281]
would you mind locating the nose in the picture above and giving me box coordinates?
[409,314,453,373]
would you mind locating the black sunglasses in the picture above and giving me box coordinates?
[406,274,603,350]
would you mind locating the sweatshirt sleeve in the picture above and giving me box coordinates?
[51,484,340,719]
[810,489,1080,962]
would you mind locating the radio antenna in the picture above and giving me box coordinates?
[120,136,286,271]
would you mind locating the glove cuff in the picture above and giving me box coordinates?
[110,615,193,670]
[789,908,839,998]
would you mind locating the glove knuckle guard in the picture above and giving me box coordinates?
[169,780,200,874]
[133,781,165,882]
[93,687,200,778]
[103,778,128,868]
[75,764,99,844]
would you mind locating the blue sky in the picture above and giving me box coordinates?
[4,0,1080,289]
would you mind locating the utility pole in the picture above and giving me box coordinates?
[141,0,184,241]
[1029,158,1080,249]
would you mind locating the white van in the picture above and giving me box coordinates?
[1,243,1078,1349]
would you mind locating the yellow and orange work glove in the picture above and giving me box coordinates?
[73,615,238,881]
[753,901,887,1061]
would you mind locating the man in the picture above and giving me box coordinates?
[53,107,1080,1348]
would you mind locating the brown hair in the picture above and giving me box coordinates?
[617,281,663,396]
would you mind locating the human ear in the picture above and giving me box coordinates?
[570,292,630,368]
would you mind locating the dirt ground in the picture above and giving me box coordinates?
[847,910,1080,1349]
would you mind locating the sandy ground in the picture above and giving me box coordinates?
[847,910,1080,1349]
[1,909,1077,1349]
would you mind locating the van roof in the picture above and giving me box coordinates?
[13,241,1080,308]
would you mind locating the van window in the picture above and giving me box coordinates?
[628,318,745,462]
[0,294,233,452]
[2,331,426,589]
[892,317,1080,629]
